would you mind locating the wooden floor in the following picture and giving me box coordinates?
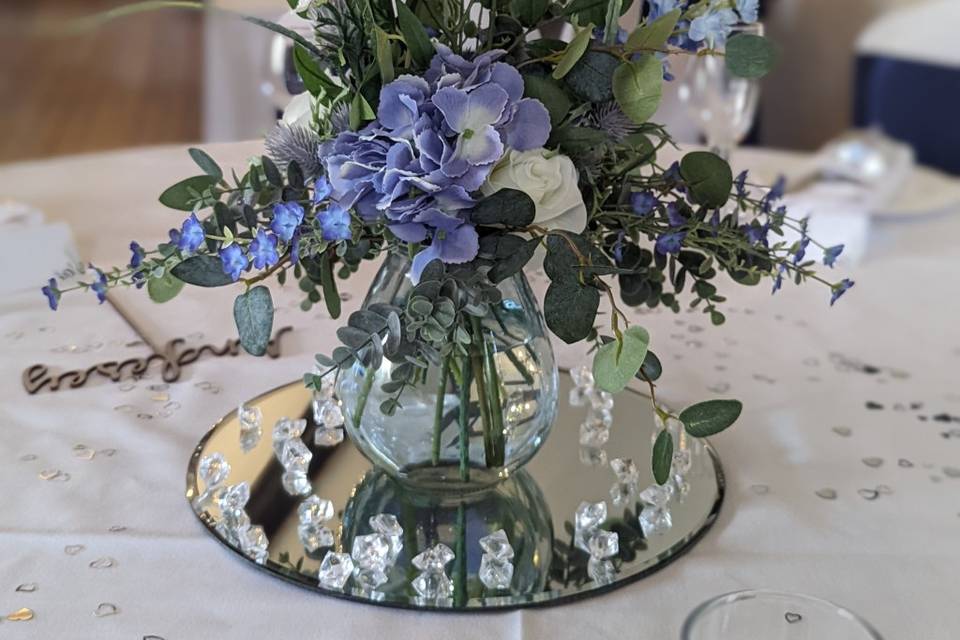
[0,0,203,165]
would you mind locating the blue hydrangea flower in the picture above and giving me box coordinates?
[219,244,248,281]
[270,202,304,242]
[317,204,352,241]
[823,244,844,267]
[655,231,686,255]
[313,175,332,203]
[830,279,854,305]
[736,0,759,23]
[631,191,658,216]
[41,277,59,310]
[248,229,279,269]
[648,0,682,20]
[90,267,108,304]
[410,210,479,281]
[129,241,144,268]
[689,6,739,47]
[177,213,205,254]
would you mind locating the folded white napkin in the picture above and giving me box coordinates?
[0,202,85,295]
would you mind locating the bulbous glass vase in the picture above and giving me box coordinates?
[336,253,558,492]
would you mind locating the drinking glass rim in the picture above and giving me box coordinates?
[680,589,884,640]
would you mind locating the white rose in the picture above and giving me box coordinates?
[481,148,587,236]
[281,92,317,129]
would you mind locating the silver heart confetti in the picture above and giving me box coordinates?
[784,612,803,624]
[89,557,117,569]
[64,544,85,555]
[832,426,852,437]
[862,457,883,468]
[93,603,119,617]
[858,488,880,501]
[15,583,38,593]
[815,488,837,500]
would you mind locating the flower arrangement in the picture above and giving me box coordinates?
[44,0,852,485]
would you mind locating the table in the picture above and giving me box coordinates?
[1,142,958,638]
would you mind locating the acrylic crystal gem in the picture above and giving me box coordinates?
[318,552,354,590]
[299,495,334,524]
[198,452,230,487]
[281,470,312,496]
[352,533,391,571]
[479,529,514,561]
[412,543,455,573]
[239,525,269,564]
[479,554,514,590]
[298,520,335,552]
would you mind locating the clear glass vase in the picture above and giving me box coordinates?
[336,253,558,492]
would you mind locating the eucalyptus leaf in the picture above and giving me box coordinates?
[680,151,733,208]
[471,189,536,227]
[233,286,274,356]
[158,176,217,211]
[563,0,633,24]
[293,43,338,96]
[565,51,619,103]
[592,325,650,393]
[262,156,283,187]
[510,0,549,27]
[170,255,233,287]
[725,33,778,79]
[320,254,341,319]
[553,26,593,80]
[639,349,662,381]
[626,8,680,52]
[188,148,223,180]
[489,237,539,284]
[652,430,674,485]
[680,399,743,437]
[146,272,184,304]
[612,55,663,124]
[544,281,599,343]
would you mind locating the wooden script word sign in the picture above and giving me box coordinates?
[22,327,293,394]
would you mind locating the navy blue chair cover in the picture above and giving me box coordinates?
[854,55,960,175]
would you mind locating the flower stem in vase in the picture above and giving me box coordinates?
[453,503,467,607]
[469,317,496,467]
[431,356,451,466]
[457,355,473,482]
[352,364,376,431]
[482,339,506,468]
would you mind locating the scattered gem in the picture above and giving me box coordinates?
[314,428,344,447]
[318,552,354,590]
[239,525,269,564]
[198,452,230,488]
[272,418,307,456]
[479,554,514,590]
[352,534,391,572]
[587,557,616,585]
[815,488,837,500]
[238,403,263,453]
[412,543,455,573]
[38,469,69,481]
[93,603,119,617]
[15,583,38,593]
[857,489,879,501]
[639,507,672,536]
[579,446,607,467]
[411,544,455,601]
[89,557,117,569]
[862,457,883,468]
[639,484,671,509]
[218,482,250,520]
[587,530,619,559]
[370,514,403,563]
[281,470,312,496]
[299,496,334,523]
[785,612,803,624]
[280,438,313,473]
[64,544,85,555]
[298,520,335,553]
[479,529,514,562]
[831,426,852,437]
[6,607,34,621]
[353,567,389,592]
[314,400,344,428]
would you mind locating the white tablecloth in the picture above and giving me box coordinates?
[1,143,958,639]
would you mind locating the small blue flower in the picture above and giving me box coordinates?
[132,270,146,289]
[90,267,108,304]
[734,170,748,198]
[129,241,144,268]
[662,60,675,82]
[767,175,786,202]
[248,229,279,269]
[593,26,628,44]
[666,202,686,227]
[830,279,854,306]
[793,236,810,265]
[317,204,352,242]
[736,0,759,23]
[41,277,60,311]
[823,244,844,267]
[655,231,686,255]
[290,231,302,265]
[743,222,768,246]
[689,7,738,47]
[219,244,248,281]
[177,213,205,255]
[664,161,682,184]
[313,175,332,203]
[648,0,682,20]
[270,202,304,242]
[631,191,658,216]
[771,264,786,294]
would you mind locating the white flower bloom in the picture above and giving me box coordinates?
[281,92,316,129]
[481,148,587,237]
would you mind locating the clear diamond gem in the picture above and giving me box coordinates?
[579,446,608,467]
[579,420,610,447]
[214,511,249,544]
[281,470,312,496]
[587,530,619,559]
[217,482,249,518]
[353,567,389,591]
[672,450,692,477]
[318,552,354,590]
[280,438,312,473]
[479,555,514,589]
[272,418,307,455]
[298,520,334,552]
[575,501,608,532]
[239,525,269,564]
[298,496,334,523]
[412,543,455,572]
[370,514,403,563]
[587,557,616,585]
[198,452,230,487]
[568,386,589,407]
[238,404,262,452]
[352,533,391,571]
[570,365,594,389]
[315,400,344,428]
[314,427,344,447]
[639,484,671,509]
[610,481,634,506]
[412,570,453,600]
[639,507,673,536]
[479,529,514,561]
[610,458,639,484]
[589,390,614,411]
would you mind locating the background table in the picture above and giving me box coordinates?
[1,142,958,638]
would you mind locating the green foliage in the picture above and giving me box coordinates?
[158,176,217,211]
[544,281,599,343]
[652,429,673,485]
[553,26,593,80]
[470,189,536,227]
[293,44,338,96]
[725,33,778,79]
[320,254,341,319]
[510,0,550,27]
[234,286,275,356]
[170,255,234,287]
[639,349,662,382]
[488,236,539,284]
[147,271,184,304]
[564,0,633,25]
[396,1,434,68]
[592,325,650,393]
[522,75,571,126]
[565,51,620,103]
[626,8,680,51]
[374,27,394,84]
[188,148,222,180]
[680,399,743,437]
[680,151,733,208]
[612,55,663,124]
